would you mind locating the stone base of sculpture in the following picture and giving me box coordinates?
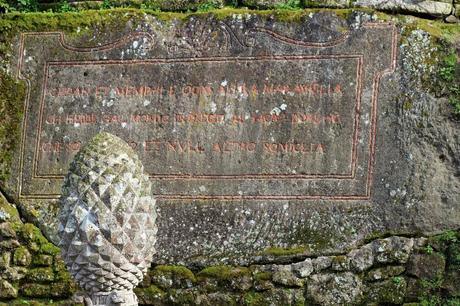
[84,291,138,306]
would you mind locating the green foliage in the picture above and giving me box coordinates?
[275,0,302,10]
[439,51,460,116]
[15,0,38,12]
[58,0,76,12]
[425,244,434,254]
[418,274,445,305]
[392,276,403,284]
[0,0,12,13]
[196,0,221,12]
[439,53,457,82]
[101,0,112,9]
[437,230,459,243]
[420,295,443,306]
[140,0,160,11]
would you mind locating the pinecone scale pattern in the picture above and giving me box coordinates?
[58,132,157,294]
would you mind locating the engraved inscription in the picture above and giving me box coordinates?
[37,57,360,178]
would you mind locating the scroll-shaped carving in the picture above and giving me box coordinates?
[58,132,157,305]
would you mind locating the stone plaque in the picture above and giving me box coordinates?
[13,19,395,200]
[14,20,396,202]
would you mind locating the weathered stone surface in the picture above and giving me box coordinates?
[291,258,313,278]
[26,268,54,283]
[3,267,28,281]
[7,11,405,266]
[0,239,20,249]
[0,280,18,299]
[406,253,446,280]
[365,277,407,304]
[445,14,459,23]
[307,272,363,305]
[348,245,374,272]
[13,246,31,266]
[366,265,405,281]
[58,132,157,304]
[0,252,11,270]
[373,237,414,264]
[331,255,350,271]
[272,265,304,287]
[355,0,453,16]
[31,254,53,267]
[0,222,16,238]
[304,0,350,8]
[243,288,305,305]
[312,256,332,272]
[0,210,10,222]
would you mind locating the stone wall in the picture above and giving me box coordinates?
[0,195,76,305]
[133,233,460,305]
[1,194,460,305]
[0,3,459,306]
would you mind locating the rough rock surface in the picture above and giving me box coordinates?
[355,0,453,16]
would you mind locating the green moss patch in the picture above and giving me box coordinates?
[262,246,307,256]
[197,265,251,281]
[0,72,25,184]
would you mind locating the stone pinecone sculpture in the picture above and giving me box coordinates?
[58,132,157,305]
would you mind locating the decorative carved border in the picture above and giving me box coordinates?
[16,22,397,201]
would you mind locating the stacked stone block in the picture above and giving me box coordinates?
[0,196,76,305]
[133,234,460,305]
[1,191,460,305]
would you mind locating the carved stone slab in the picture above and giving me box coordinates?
[14,19,395,202]
[8,13,406,263]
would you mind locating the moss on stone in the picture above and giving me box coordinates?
[262,246,307,256]
[49,281,76,298]
[152,264,196,281]
[26,268,54,283]
[134,284,166,304]
[0,252,11,269]
[403,17,460,42]
[197,265,251,281]
[52,257,72,283]
[13,246,32,266]
[0,196,20,222]
[243,290,266,305]
[31,254,53,267]
[0,71,25,184]
[18,223,59,256]
[20,283,52,298]
[253,271,272,281]
[366,277,407,304]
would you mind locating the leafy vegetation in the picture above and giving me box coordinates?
[275,0,302,10]
[438,51,460,116]
[196,0,221,12]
